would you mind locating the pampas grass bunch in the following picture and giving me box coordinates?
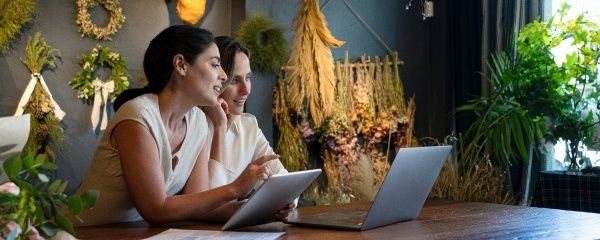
[286,0,344,128]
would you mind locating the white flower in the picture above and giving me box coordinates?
[0,182,20,196]
[109,52,120,60]
[83,62,90,70]
[40,100,52,113]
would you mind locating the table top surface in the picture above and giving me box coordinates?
[75,199,600,240]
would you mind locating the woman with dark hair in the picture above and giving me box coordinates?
[75,25,277,226]
[203,36,295,219]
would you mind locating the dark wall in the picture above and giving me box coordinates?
[0,0,456,192]
[0,0,233,193]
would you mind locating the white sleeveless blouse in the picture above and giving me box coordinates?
[75,94,209,226]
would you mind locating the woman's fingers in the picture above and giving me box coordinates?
[263,166,271,179]
[253,154,279,165]
[251,155,278,179]
[274,203,294,221]
[219,98,229,115]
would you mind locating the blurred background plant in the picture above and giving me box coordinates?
[1,151,98,239]
[515,3,600,172]
[443,2,600,204]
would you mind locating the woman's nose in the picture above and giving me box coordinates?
[219,68,227,82]
[239,80,250,94]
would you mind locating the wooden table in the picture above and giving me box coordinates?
[75,199,600,239]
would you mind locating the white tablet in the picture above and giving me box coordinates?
[221,169,322,230]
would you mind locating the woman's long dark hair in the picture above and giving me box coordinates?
[113,25,215,111]
[214,36,250,90]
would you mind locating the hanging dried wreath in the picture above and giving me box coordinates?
[75,0,126,40]
[70,45,129,129]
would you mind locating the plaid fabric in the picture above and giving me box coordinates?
[532,171,600,213]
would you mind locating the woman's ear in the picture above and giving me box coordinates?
[172,54,187,76]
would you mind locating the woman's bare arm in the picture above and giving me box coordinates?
[114,120,239,225]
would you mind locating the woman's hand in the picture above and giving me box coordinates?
[274,202,295,221]
[202,98,228,129]
[229,154,279,198]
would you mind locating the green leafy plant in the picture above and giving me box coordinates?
[457,52,543,178]
[22,32,61,74]
[515,3,600,169]
[454,3,600,202]
[237,14,287,72]
[0,0,37,54]
[1,152,99,239]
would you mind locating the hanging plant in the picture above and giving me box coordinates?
[286,0,345,128]
[70,45,129,130]
[237,14,287,72]
[0,0,37,54]
[14,32,65,159]
[75,0,126,40]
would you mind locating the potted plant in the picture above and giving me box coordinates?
[515,3,600,173]
[454,3,600,204]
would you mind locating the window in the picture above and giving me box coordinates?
[549,0,600,170]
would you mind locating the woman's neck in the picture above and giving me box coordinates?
[158,89,192,130]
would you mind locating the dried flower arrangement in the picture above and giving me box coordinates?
[286,0,345,128]
[75,0,125,40]
[276,52,414,204]
[16,32,65,160]
[274,0,414,205]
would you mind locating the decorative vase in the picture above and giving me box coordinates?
[566,160,580,175]
[565,142,583,175]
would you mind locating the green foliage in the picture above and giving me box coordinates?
[457,52,543,179]
[237,14,287,72]
[0,0,37,54]
[69,45,130,103]
[21,32,62,74]
[1,152,99,239]
[19,33,65,160]
[458,3,600,174]
[515,3,600,164]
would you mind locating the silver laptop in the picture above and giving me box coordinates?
[222,169,322,230]
[285,146,452,231]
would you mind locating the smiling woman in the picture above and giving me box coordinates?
[72,26,288,226]
[202,36,294,212]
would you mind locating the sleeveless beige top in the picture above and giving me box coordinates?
[75,94,209,226]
